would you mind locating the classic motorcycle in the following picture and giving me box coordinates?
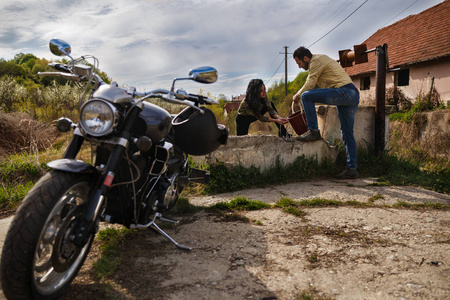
[0,39,228,300]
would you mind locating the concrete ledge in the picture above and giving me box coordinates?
[191,135,339,171]
[192,105,384,171]
[318,105,376,148]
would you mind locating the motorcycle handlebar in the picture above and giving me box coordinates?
[40,62,218,108]
[37,71,81,81]
[141,90,218,105]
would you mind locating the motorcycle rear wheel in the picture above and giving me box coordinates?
[0,170,96,300]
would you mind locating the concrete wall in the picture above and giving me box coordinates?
[192,105,381,171]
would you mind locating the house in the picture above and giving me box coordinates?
[224,94,245,114]
[345,0,450,106]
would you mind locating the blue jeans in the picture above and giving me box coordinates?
[301,86,360,169]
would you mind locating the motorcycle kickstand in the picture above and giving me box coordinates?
[150,222,191,251]
[131,212,191,250]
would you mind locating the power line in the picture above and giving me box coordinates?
[308,0,369,48]
[296,0,356,48]
[286,0,336,47]
[359,0,422,43]
[265,0,369,86]
[382,0,421,27]
[261,54,284,80]
[265,58,285,85]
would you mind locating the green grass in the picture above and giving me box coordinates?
[204,144,449,196]
[93,227,134,279]
[205,155,334,194]
[369,193,384,203]
[392,201,447,210]
[0,159,48,210]
[1,131,448,213]
[172,197,203,214]
[209,196,271,212]
[274,197,307,218]
[0,181,34,210]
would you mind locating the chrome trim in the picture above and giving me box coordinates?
[79,99,119,137]
[149,142,173,175]
[116,137,129,148]
[93,195,105,221]
[86,136,129,148]
[74,127,84,136]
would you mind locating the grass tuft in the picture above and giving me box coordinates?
[208,196,270,212]
[93,227,134,279]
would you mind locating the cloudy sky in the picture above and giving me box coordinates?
[0,0,444,99]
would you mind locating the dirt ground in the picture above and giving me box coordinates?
[1,178,450,300]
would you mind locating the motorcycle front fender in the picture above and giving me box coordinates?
[47,159,99,174]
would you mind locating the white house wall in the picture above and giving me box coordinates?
[353,59,450,106]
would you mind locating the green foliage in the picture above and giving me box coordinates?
[392,201,448,210]
[227,197,270,210]
[209,196,270,211]
[0,160,43,182]
[274,198,307,218]
[205,155,325,194]
[353,145,449,194]
[0,52,111,121]
[0,181,34,210]
[296,198,343,207]
[265,71,309,119]
[0,160,47,209]
[0,76,27,112]
[390,89,447,123]
[173,197,203,214]
[368,193,384,202]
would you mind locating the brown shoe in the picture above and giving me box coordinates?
[295,130,321,142]
[334,168,358,179]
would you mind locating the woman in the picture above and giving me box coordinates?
[235,79,289,137]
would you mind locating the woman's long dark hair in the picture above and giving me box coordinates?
[245,79,265,113]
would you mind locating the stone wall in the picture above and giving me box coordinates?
[192,105,382,170]
[389,110,450,159]
[192,107,449,171]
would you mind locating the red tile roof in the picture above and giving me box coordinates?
[224,101,240,113]
[345,0,450,76]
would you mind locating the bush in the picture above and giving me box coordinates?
[0,76,27,112]
[0,112,58,156]
[205,155,327,194]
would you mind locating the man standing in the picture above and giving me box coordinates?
[291,46,360,179]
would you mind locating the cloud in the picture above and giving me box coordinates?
[0,0,444,97]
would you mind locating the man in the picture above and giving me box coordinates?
[291,46,360,179]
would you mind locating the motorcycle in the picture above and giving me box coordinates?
[0,39,228,300]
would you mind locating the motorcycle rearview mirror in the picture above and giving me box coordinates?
[189,66,218,84]
[49,39,73,60]
[170,66,218,92]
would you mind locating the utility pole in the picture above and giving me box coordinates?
[339,43,396,157]
[279,46,291,98]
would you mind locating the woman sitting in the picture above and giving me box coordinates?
[235,79,289,137]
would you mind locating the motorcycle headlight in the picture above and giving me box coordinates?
[80,100,118,136]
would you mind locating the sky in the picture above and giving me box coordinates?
[0,0,444,99]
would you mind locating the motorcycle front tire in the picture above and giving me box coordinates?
[1,170,97,300]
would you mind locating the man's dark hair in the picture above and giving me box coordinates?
[293,47,312,60]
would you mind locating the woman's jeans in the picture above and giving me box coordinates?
[236,102,288,137]
[301,86,360,169]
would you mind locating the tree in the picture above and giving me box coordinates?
[14,53,37,65]
[0,60,27,78]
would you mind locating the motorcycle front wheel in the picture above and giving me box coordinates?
[1,170,96,300]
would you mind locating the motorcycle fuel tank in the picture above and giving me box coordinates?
[139,102,172,142]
